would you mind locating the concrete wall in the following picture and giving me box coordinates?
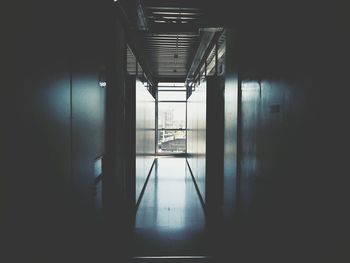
[187,79,207,201]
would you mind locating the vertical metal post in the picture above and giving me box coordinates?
[136,59,138,77]
[185,95,188,155]
[215,40,218,76]
[155,84,158,156]
[236,68,242,214]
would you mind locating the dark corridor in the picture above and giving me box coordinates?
[5,0,350,262]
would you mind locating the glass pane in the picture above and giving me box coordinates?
[157,130,186,153]
[158,91,187,101]
[158,103,186,129]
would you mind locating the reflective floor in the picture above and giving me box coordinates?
[133,157,207,256]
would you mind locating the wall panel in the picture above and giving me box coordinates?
[135,79,156,202]
[221,16,348,261]
[187,79,207,201]
[205,76,224,215]
[222,30,239,223]
[8,1,110,261]
[72,70,105,222]
[233,77,319,261]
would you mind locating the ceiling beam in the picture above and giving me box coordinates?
[150,11,204,16]
[185,28,223,85]
[148,23,201,34]
[145,6,201,11]
[146,33,199,37]
[156,76,186,83]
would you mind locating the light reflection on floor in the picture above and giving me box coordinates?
[133,157,206,256]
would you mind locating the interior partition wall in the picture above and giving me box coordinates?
[187,78,207,201]
[125,75,156,206]
[135,78,156,202]
[186,32,226,208]
[186,76,225,213]
[205,76,225,215]
[222,30,239,224]
[9,1,112,260]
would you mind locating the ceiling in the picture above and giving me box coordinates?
[121,0,213,82]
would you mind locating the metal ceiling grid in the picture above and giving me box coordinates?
[142,0,205,81]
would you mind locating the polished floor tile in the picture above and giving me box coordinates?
[133,157,207,256]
